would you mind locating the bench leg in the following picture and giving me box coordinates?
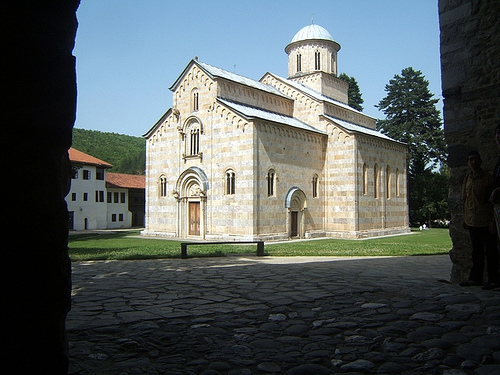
[257,241,264,256]
[181,244,188,259]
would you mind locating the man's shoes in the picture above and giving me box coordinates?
[459,280,481,286]
[483,282,499,290]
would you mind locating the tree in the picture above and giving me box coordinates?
[376,67,448,226]
[339,73,364,111]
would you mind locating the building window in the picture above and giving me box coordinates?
[71,193,77,201]
[83,170,91,180]
[362,164,368,195]
[183,120,203,160]
[190,128,200,155]
[96,168,105,180]
[225,170,236,195]
[396,168,400,197]
[107,192,112,203]
[386,166,391,199]
[120,192,126,203]
[83,192,88,201]
[114,192,119,203]
[192,89,199,112]
[95,190,104,202]
[374,164,379,199]
[111,214,116,222]
[267,169,275,197]
[71,167,78,179]
[160,175,168,197]
[119,214,124,221]
[312,174,318,198]
[315,51,321,70]
[297,53,302,72]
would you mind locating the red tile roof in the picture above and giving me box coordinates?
[106,172,145,189]
[68,148,113,168]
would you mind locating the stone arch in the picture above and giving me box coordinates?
[285,187,307,238]
[175,167,209,239]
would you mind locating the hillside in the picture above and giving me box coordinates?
[71,128,145,175]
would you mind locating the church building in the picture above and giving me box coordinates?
[143,24,409,240]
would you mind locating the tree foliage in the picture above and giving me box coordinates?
[339,73,364,111]
[71,128,145,175]
[376,67,446,175]
[376,67,448,226]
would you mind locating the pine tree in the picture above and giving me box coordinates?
[376,67,447,226]
[338,73,364,111]
[376,67,446,175]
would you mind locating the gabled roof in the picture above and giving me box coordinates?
[262,72,373,119]
[169,59,288,98]
[218,98,326,135]
[106,172,145,189]
[68,148,112,168]
[322,115,405,145]
[143,108,172,138]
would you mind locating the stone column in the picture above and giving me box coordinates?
[439,0,500,282]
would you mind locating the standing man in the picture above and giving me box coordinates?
[460,151,499,289]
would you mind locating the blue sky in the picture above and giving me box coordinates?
[74,0,441,137]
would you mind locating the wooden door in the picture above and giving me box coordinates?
[189,202,200,235]
[291,211,298,237]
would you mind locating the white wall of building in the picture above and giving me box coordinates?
[66,165,107,230]
[106,188,132,229]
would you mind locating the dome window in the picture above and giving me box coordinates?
[315,51,321,70]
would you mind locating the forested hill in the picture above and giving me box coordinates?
[71,128,145,175]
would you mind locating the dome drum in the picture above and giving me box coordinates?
[286,24,340,78]
[285,24,341,54]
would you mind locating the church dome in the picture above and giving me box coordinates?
[290,24,334,43]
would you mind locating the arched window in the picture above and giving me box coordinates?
[386,165,391,199]
[396,168,400,196]
[159,175,167,197]
[191,89,199,112]
[183,119,203,160]
[297,53,302,72]
[312,174,318,198]
[374,164,379,198]
[190,128,199,155]
[267,169,275,197]
[315,51,321,70]
[225,170,235,195]
[362,164,368,195]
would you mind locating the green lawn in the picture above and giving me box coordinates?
[68,228,451,261]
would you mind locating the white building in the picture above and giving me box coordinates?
[66,148,145,230]
[106,172,146,228]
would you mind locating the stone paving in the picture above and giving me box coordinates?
[67,255,500,375]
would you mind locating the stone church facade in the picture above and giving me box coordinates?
[143,24,409,241]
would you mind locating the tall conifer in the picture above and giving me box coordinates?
[376,67,447,225]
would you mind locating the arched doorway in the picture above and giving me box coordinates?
[285,187,307,238]
[174,167,209,239]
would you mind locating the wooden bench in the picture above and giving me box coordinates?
[180,241,265,259]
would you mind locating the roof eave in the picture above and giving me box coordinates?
[218,98,326,136]
[320,114,406,146]
[143,108,172,139]
[168,59,202,92]
[285,38,341,54]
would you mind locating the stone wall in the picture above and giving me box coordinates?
[439,0,500,282]
[3,1,79,373]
